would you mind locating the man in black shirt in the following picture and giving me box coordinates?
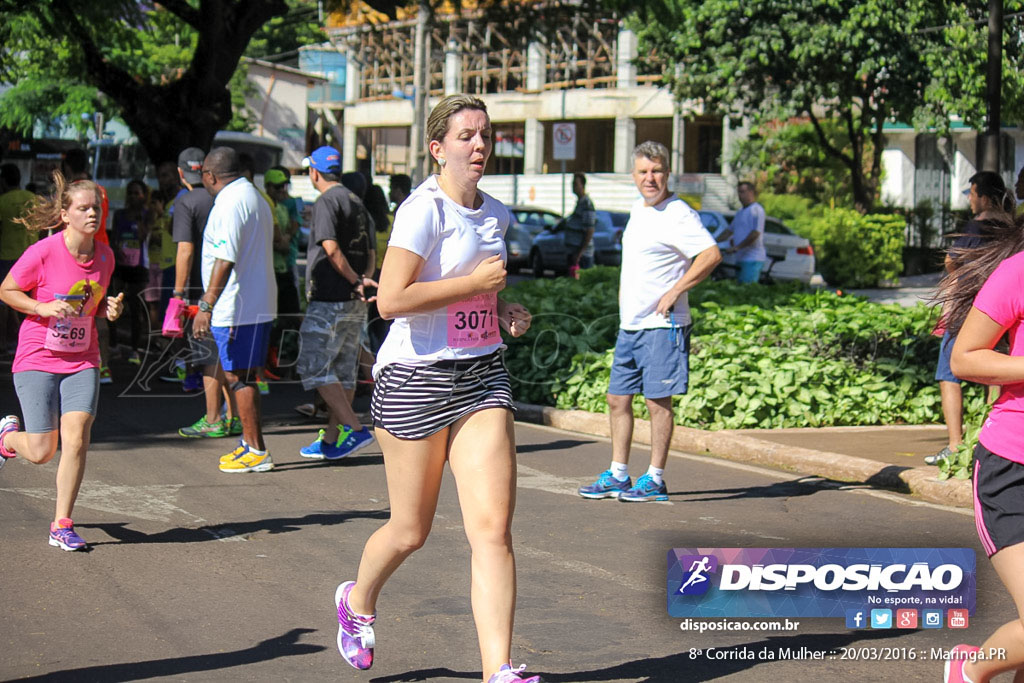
[296,147,377,460]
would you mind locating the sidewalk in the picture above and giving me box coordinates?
[515,403,972,508]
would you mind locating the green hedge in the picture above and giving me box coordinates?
[809,210,905,288]
[501,267,988,431]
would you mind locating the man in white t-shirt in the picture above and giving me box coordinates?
[578,141,721,502]
[192,147,278,474]
[717,181,767,283]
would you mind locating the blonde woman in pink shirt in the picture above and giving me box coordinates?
[0,172,124,551]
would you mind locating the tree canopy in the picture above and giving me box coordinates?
[0,0,325,163]
[627,0,1024,211]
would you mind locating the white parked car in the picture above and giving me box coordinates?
[698,210,816,283]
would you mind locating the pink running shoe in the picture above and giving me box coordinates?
[0,414,19,468]
[49,518,87,551]
[488,662,543,683]
[944,644,980,683]
[334,581,375,670]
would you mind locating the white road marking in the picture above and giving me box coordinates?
[0,483,203,523]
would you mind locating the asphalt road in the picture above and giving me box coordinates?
[0,365,1011,682]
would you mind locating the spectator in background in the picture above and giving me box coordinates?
[264,167,302,377]
[109,179,151,364]
[578,141,721,503]
[172,147,240,439]
[1016,165,1024,203]
[926,170,1015,467]
[363,184,392,355]
[0,163,37,355]
[565,172,596,276]
[717,181,767,283]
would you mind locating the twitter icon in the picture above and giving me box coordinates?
[871,609,893,629]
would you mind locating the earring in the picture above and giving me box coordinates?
[438,157,446,167]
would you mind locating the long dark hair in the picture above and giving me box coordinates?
[937,211,1024,335]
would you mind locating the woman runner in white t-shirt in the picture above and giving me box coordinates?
[332,95,538,683]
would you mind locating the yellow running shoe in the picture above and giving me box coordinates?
[219,443,248,464]
[219,447,274,473]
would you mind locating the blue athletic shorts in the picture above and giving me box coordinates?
[608,326,691,399]
[935,330,961,384]
[212,322,272,372]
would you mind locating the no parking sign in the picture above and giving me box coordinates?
[552,122,576,161]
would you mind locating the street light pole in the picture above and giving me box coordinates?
[982,0,1003,172]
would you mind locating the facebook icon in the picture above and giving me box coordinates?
[846,609,866,629]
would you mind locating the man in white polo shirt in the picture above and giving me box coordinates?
[578,141,721,502]
[191,147,277,474]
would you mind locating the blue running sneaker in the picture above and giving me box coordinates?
[300,429,329,460]
[618,473,669,502]
[577,469,631,499]
[327,427,375,460]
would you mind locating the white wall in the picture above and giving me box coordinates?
[246,64,316,168]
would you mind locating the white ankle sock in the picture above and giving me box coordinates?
[610,462,629,481]
[248,447,267,455]
[646,466,664,486]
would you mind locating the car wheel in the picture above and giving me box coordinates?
[531,250,545,279]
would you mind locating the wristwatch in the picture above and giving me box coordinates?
[198,299,214,313]
[172,289,186,299]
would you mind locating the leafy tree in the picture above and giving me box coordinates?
[627,0,952,212]
[0,0,291,162]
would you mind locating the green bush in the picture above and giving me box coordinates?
[808,210,905,288]
[502,272,990,433]
[759,193,823,240]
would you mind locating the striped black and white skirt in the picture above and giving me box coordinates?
[370,351,514,440]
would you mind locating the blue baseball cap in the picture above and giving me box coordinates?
[303,146,341,174]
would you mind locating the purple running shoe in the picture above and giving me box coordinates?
[488,663,543,682]
[335,581,375,670]
[49,518,87,551]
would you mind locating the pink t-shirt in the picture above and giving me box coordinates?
[9,232,114,374]
[973,250,1024,462]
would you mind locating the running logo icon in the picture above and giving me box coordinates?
[677,555,718,595]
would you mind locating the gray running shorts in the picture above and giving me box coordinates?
[12,368,101,433]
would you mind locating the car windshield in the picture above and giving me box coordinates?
[512,208,560,235]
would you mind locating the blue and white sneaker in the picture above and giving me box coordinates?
[326,427,375,460]
[618,473,669,502]
[577,469,632,499]
[300,429,329,460]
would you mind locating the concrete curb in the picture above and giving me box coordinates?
[515,403,972,508]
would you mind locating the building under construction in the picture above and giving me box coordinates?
[310,0,734,211]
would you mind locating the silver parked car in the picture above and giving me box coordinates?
[698,210,816,283]
[506,206,562,273]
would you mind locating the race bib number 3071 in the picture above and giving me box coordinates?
[447,293,499,348]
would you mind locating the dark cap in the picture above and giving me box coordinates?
[177,147,206,186]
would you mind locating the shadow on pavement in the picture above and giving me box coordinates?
[80,509,390,545]
[272,454,384,470]
[517,439,596,454]
[674,476,849,502]
[15,628,325,681]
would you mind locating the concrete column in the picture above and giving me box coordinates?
[444,40,462,96]
[344,49,361,104]
[343,119,358,172]
[616,27,637,89]
[527,41,546,91]
[524,118,544,174]
[614,115,636,173]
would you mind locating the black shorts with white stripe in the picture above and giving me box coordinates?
[370,351,514,440]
